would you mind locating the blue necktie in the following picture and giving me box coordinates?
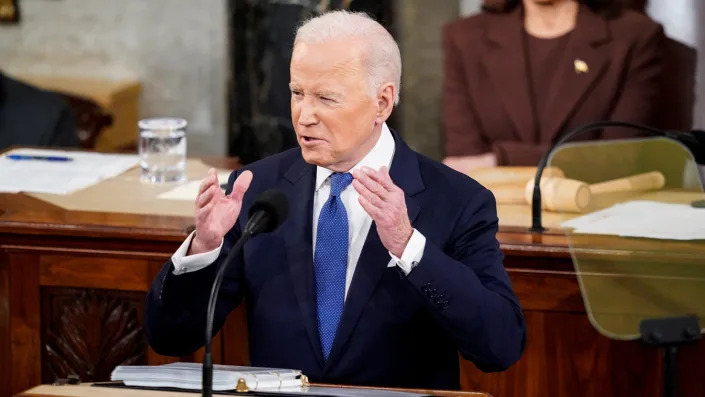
[314,172,353,360]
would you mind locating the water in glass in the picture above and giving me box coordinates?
[138,118,187,183]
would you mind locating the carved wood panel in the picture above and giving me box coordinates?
[40,288,147,383]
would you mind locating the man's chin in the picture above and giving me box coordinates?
[300,149,330,167]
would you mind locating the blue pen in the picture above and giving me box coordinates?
[6,154,74,162]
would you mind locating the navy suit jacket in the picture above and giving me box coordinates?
[145,131,526,389]
[0,72,78,150]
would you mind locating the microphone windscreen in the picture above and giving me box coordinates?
[247,189,289,233]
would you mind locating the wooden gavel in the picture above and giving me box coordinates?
[523,171,666,213]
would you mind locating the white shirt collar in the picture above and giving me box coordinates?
[315,123,395,192]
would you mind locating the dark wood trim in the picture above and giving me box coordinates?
[317,383,491,397]
[39,255,152,292]
[8,253,41,395]
[0,252,10,397]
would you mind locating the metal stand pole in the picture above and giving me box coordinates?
[640,316,700,397]
[662,345,678,397]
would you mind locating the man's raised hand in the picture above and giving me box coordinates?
[189,169,253,255]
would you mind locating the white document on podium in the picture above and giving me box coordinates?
[562,200,705,240]
[0,149,138,194]
[112,362,303,391]
[111,363,428,396]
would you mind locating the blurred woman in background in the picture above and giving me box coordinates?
[442,0,664,170]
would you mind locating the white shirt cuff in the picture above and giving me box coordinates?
[389,229,426,275]
[171,231,223,275]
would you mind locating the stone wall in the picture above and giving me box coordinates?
[0,0,228,156]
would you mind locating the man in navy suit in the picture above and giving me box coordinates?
[145,10,525,390]
[0,71,78,150]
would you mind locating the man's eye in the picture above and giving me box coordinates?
[291,90,303,97]
[321,96,335,103]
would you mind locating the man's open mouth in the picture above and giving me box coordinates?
[302,136,322,143]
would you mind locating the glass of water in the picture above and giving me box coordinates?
[138,118,187,183]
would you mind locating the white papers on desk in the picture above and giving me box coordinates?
[112,362,303,391]
[111,362,427,397]
[562,200,705,240]
[157,170,232,200]
[0,149,138,194]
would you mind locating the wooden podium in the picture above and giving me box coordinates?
[2,160,705,397]
[16,384,491,397]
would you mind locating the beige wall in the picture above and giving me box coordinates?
[396,0,460,160]
[0,0,228,156]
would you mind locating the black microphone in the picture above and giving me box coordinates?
[202,189,289,397]
[530,121,705,233]
[244,189,290,235]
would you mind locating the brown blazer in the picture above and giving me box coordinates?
[442,5,665,165]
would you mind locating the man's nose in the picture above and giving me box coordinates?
[298,101,319,126]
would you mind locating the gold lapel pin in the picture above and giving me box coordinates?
[574,59,589,74]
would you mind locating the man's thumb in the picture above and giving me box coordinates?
[229,170,253,201]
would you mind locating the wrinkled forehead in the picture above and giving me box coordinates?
[290,39,369,81]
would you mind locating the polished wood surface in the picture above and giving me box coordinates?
[324,383,491,397]
[16,383,491,397]
[2,158,704,397]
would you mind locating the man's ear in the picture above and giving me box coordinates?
[375,82,395,124]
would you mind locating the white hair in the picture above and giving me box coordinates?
[294,10,402,106]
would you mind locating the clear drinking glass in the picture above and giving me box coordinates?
[138,118,187,183]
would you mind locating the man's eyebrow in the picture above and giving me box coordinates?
[317,90,342,99]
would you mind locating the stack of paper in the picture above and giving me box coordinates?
[0,149,139,194]
[111,362,303,391]
[562,200,705,240]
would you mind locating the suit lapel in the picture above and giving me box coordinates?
[482,8,535,142]
[324,130,424,369]
[541,5,611,140]
[281,154,325,367]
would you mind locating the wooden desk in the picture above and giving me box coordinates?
[2,162,704,397]
[16,383,491,397]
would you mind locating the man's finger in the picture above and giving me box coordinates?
[198,169,218,195]
[196,185,218,209]
[352,179,385,208]
[372,166,397,191]
[195,200,215,221]
[360,166,394,192]
[354,168,387,198]
[229,170,253,202]
[358,195,384,220]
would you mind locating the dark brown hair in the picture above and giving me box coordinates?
[482,0,624,18]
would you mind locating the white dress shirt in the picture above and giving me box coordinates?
[171,123,426,298]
